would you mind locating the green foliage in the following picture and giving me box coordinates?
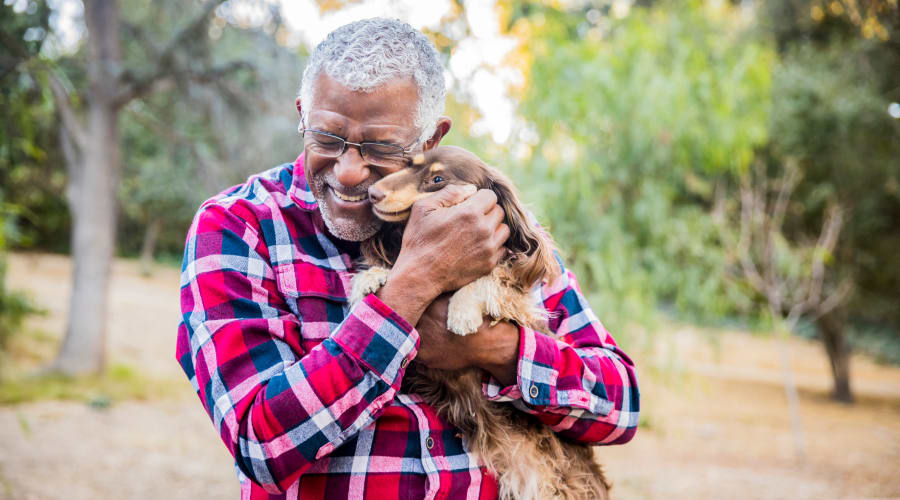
[769,38,900,329]
[3,0,897,361]
[1,2,71,252]
[3,0,307,262]
[114,6,306,260]
[507,1,774,332]
[0,201,39,353]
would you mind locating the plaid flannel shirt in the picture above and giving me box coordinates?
[176,154,640,500]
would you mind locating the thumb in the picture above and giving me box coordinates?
[422,184,478,209]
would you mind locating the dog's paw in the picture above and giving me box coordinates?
[349,267,389,307]
[447,293,483,336]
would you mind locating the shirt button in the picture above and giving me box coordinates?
[529,384,540,399]
[401,357,410,369]
[425,436,434,450]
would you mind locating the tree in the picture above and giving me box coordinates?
[117,14,304,268]
[497,0,774,333]
[6,0,255,374]
[714,161,851,457]
[762,0,900,401]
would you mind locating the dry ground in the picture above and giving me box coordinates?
[1,253,899,500]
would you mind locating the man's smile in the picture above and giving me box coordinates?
[329,186,368,203]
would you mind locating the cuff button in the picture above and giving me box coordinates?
[529,384,539,398]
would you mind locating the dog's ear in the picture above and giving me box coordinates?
[361,224,404,267]
[488,169,560,289]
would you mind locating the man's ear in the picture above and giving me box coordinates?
[295,97,303,118]
[423,117,452,151]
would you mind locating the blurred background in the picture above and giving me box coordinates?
[1,0,899,498]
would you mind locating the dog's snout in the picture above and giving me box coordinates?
[368,185,385,204]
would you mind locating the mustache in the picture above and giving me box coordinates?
[316,171,374,197]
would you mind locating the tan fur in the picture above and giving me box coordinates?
[446,266,549,336]
[352,146,610,500]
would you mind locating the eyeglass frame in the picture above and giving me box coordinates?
[300,128,420,167]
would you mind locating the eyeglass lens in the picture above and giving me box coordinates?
[305,131,406,166]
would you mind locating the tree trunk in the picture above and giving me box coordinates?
[817,310,853,403]
[139,217,162,275]
[52,0,122,375]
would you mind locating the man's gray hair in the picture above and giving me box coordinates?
[299,18,446,144]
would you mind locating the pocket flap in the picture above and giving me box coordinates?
[275,260,350,302]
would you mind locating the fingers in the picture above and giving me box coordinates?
[464,189,499,214]
[426,184,478,208]
[492,223,510,254]
[485,204,505,228]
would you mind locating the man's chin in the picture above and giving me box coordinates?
[319,202,382,242]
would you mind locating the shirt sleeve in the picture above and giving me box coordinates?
[175,202,419,494]
[481,257,640,445]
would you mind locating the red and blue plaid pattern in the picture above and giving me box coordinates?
[176,154,639,499]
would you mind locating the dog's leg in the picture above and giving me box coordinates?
[349,266,390,308]
[447,274,504,336]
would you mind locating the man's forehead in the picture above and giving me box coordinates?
[308,109,408,132]
[308,73,418,128]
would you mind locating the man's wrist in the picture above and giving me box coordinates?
[375,263,440,327]
[474,320,520,386]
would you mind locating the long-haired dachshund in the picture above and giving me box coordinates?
[349,146,610,500]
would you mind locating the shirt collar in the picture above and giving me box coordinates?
[288,153,319,212]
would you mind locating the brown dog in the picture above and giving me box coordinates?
[349,146,610,500]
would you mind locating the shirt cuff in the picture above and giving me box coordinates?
[483,325,605,413]
[482,324,548,405]
[329,293,419,387]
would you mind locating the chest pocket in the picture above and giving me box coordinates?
[275,260,352,345]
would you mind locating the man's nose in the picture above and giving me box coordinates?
[368,184,385,204]
[333,146,370,187]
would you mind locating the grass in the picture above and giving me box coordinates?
[0,362,184,405]
[0,324,183,406]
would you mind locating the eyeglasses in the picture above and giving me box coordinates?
[301,128,418,168]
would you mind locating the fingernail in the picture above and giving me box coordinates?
[463,184,477,194]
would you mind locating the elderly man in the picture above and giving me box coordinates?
[177,18,638,500]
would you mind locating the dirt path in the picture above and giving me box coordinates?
[2,253,899,499]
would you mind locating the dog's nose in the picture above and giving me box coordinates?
[368,185,385,204]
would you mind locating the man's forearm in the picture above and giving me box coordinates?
[472,320,520,386]
[376,263,441,327]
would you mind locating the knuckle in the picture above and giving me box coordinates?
[479,188,497,202]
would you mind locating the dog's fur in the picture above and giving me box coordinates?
[349,146,611,500]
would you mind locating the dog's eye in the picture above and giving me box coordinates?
[432,176,444,184]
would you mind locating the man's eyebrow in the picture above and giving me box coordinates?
[309,123,347,135]
[361,125,411,143]
[307,111,347,132]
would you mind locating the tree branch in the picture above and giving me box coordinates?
[738,179,769,297]
[41,66,87,152]
[809,279,853,322]
[804,205,843,310]
[113,0,227,106]
[121,20,161,60]
[114,59,253,107]
[0,27,87,151]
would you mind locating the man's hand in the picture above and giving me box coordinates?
[398,184,509,294]
[376,184,509,327]
[414,294,521,386]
